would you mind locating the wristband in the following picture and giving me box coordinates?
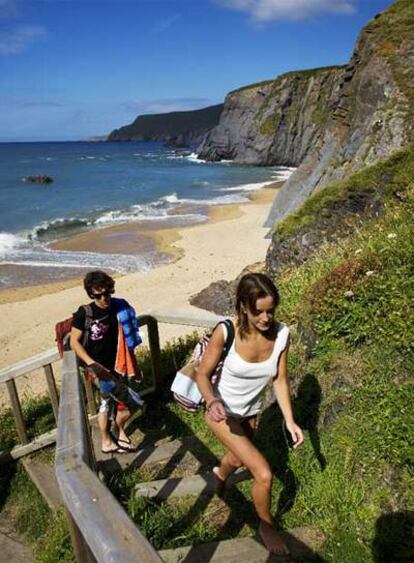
[206,398,223,412]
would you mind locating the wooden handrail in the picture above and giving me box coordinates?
[55,351,162,563]
[0,310,221,463]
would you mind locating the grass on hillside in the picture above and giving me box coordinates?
[2,147,413,561]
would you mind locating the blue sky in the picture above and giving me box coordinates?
[0,0,393,142]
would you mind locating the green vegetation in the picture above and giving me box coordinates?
[106,145,413,561]
[2,143,413,560]
[367,0,414,108]
[274,142,414,242]
[108,104,223,141]
[0,395,55,451]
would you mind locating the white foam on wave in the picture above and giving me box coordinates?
[179,193,248,205]
[186,152,207,164]
[1,244,158,273]
[271,166,297,181]
[219,180,275,193]
[0,232,26,256]
[160,192,179,204]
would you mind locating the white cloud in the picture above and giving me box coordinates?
[218,0,356,22]
[0,25,47,55]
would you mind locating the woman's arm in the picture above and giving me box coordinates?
[195,325,227,422]
[273,344,304,449]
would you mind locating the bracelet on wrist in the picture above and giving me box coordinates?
[206,398,223,411]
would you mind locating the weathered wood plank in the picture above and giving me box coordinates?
[0,349,59,385]
[6,379,28,445]
[84,378,97,415]
[160,527,326,562]
[135,468,250,500]
[56,351,162,562]
[22,460,62,511]
[146,309,222,328]
[44,364,59,422]
[146,316,162,389]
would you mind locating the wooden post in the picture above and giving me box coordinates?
[84,379,97,416]
[65,509,97,563]
[44,364,59,422]
[146,316,162,389]
[6,379,28,445]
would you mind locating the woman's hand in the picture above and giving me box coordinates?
[285,421,304,449]
[206,398,227,422]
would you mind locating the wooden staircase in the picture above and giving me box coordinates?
[26,418,325,562]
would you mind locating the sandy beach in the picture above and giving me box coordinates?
[0,184,280,406]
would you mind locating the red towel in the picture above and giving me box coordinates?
[114,322,139,378]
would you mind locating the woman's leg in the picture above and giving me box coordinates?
[214,416,256,482]
[206,414,289,555]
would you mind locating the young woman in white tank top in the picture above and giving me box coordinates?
[196,273,303,557]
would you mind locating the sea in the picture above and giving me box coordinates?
[0,142,294,288]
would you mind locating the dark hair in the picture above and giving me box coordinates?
[83,270,115,298]
[236,273,280,338]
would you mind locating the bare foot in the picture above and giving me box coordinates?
[259,520,290,557]
[212,466,226,496]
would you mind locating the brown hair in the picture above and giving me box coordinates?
[83,270,115,298]
[235,273,280,338]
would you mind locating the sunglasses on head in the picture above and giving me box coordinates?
[91,290,114,299]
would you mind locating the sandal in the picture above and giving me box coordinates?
[101,446,127,455]
[117,438,136,452]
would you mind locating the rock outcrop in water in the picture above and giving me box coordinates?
[197,0,414,227]
[107,104,223,148]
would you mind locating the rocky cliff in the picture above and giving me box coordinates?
[197,0,414,227]
[108,104,223,147]
[197,68,345,165]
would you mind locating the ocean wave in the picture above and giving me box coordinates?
[0,245,160,273]
[219,180,275,193]
[271,166,296,181]
[31,217,92,241]
[0,232,26,256]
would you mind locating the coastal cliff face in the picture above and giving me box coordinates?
[108,104,223,147]
[198,0,414,227]
[197,67,345,165]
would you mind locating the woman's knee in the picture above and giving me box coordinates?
[252,463,273,487]
[227,451,243,469]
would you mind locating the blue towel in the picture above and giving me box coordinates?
[113,298,142,350]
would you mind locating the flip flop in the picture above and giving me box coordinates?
[117,439,136,452]
[101,446,127,455]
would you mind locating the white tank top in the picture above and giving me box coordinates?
[215,322,290,418]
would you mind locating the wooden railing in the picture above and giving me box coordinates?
[0,309,218,464]
[55,311,220,563]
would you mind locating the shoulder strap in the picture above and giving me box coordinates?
[82,304,93,348]
[219,319,234,360]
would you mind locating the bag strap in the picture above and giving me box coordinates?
[216,318,235,361]
[81,304,93,349]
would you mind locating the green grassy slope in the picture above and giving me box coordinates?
[1,146,413,561]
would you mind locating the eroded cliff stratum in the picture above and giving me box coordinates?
[197,0,414,226]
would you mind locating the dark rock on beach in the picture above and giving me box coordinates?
[24,175,54,184]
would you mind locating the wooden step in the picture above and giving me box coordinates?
[135,468,250,500]
[22,460,61,512]
[160,527,326,562]
[95,433,209,475]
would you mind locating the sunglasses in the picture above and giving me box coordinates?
[91,290,114,299]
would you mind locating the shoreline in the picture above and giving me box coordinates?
[0,181,281,405]
[0,182,281,305]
